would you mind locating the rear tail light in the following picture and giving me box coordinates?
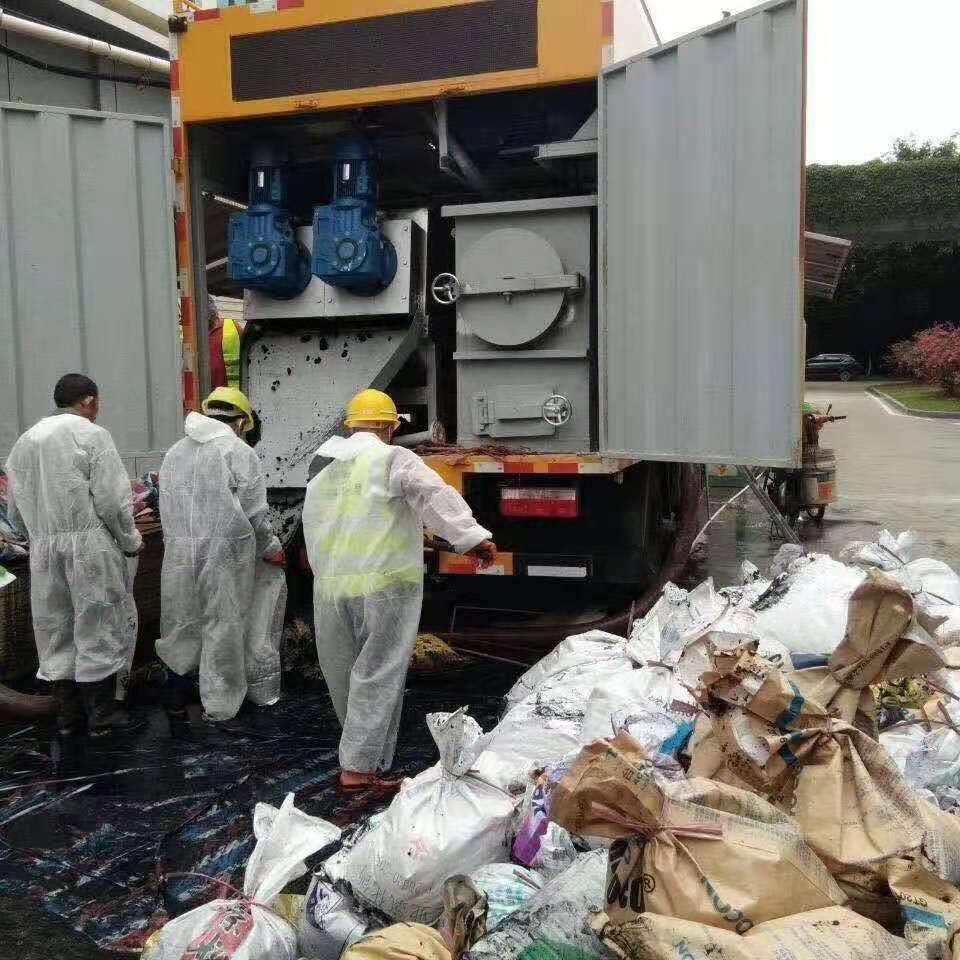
[500,486,579,519]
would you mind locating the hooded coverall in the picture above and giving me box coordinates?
[157,412,281,721]
[4,413,141,731]
[302,432,491,773]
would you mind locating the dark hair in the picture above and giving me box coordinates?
[205,400,245,426]
[54,373,98,408]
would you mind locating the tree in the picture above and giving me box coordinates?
[889,134,959,162]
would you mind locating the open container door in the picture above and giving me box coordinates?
[598,0,806,466]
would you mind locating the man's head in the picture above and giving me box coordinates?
[344,389,399,443]
[54,373,100,422]
[201,386,255,437]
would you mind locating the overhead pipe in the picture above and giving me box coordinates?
[0,8,169,76]
[89,0,169,37]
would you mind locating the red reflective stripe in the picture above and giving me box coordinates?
[194,8,220,20]
[172,126,185,161]
[503,461,535,474]
[182,369,198,410]
[546,462,581,474]
[277,0,304,8]
[601,0,614,39]
[169,61,180,92]
[174,211,187,243]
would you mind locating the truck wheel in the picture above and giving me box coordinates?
[806,505,826,524]
[839,371,852,382]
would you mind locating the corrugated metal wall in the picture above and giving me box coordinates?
[0,103,181,469]
[0,32,170,119]
[599,0,805,466]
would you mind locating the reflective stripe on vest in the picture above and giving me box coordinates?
[221,316,241,389]
[306,444,423,601]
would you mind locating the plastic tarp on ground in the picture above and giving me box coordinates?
[0,665,517,952]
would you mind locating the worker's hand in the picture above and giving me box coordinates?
[264,549,286,567]
[467,539,497,569]
[124,543,145,558]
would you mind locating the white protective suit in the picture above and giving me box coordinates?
[4,413,141,683]
[302,431,491,773]
[158,412,281,721]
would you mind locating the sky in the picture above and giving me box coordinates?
[642,0,959,166]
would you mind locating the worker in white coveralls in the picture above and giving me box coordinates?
[303,389,497,792]
[4,374,143,760]
[157,387,283,727]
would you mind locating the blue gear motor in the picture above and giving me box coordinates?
[228,144,311,300]
[312,134,398,297]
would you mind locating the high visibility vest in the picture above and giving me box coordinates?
[303,444,423,602]
[221,316,241,389]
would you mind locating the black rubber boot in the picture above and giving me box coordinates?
[161,669,197,738]
[49,730,88,775]
[80,677,144,739]
[49,681,88,774]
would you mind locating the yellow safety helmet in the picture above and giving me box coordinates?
[344,389,399,429]
[202,386,255,434]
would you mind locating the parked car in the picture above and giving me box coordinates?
[805,353,864,382]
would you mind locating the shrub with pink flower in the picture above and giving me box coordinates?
[887,325,960,396]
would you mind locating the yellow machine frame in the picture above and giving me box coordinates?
[173,0,607,124]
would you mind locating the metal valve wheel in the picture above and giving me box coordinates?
[431,272,461,305]
[542,394,573,427]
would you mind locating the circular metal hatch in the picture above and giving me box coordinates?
[459,227,565,347]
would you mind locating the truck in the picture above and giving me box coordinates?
[166,0,808,652]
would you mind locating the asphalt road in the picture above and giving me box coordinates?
[702,381,960,583]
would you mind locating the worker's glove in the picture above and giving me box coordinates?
[466,539,497,569]
[263,549,286,568]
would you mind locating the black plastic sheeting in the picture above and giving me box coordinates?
[0,665,520,954]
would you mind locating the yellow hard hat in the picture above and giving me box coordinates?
[344,389,399,429]
[202,386,255,433]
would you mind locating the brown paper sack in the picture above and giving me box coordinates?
[343,923,451,960]
[691,572,959,882]
[549,734,845,933]
[595,906,927,960]
[886,857,960,954]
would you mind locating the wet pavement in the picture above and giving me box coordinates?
[699,382,960,584]
[3,380,958,958]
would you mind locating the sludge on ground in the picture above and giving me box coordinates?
[0,663,521,958]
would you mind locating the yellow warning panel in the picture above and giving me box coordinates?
[176,0,603,123]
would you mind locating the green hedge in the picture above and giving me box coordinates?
[807,158,960,229]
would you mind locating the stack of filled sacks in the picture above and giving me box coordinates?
[493,550,960,960]
[741,529,960,660]
[481,577,793,794]
[690,570,960,926]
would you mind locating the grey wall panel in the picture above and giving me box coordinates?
[3,34,98,110]
[599,0,805,466]
[0,35,168,119]
[0,103,180,462]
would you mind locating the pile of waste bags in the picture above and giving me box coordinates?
[0,470,28,563]
[144,529,960,960]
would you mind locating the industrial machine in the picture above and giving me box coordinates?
[312,134,398,296]
[170,0,807,628]
[227,144,312,299]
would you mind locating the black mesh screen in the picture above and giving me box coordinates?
[230,0,539,102]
